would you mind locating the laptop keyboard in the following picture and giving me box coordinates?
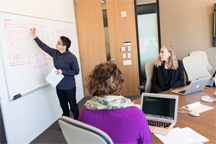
[147,120,171,129]
[179,90,186,94]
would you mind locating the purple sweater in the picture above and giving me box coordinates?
[79,106,152,144]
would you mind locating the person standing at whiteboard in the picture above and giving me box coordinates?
[30,28,80,120]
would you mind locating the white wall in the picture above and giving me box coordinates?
[0,0,75,23]
[0,0,83,143]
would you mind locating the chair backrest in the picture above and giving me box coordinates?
[144,61,155,92]
[189,51,214,74]
[58,116,113,144]
[182,56,212,82]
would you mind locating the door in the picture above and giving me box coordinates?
[75,0,140,97]
[74,0,107,96]
[107,0,140,96]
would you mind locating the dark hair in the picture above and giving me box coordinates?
[60,36,71,51]
[86,62,124,96]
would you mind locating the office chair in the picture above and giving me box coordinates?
[144,61,155,92]
[189,51,214,74]
[58,116,113,144]
[182,56,211,82]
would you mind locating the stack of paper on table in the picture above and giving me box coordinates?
[181,102,214,113]
[154,127,209,144]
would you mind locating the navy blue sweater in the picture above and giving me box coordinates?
[34,37,79,90]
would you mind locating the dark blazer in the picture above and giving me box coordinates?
[150,60,184,93]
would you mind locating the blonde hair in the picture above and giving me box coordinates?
[155,45,178,70]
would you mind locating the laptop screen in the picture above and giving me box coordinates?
[142,96,176,120]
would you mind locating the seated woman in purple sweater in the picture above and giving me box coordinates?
[78,62,152,144]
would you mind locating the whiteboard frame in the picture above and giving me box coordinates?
[0,11,76,24]
[0,43,50,101]
[0,12,82,101]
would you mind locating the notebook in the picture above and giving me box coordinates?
[140,93,178,135]
[171,77,211,95]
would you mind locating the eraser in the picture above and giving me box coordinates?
[13,94,22,100]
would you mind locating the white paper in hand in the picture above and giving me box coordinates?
[46,68,64,87]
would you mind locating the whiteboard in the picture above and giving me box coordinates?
[0,12,83,101]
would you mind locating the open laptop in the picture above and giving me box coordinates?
[140,93,178,135]
[171,77,211,95]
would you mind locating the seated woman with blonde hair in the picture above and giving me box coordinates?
[78,62,152,144]
[151,45,184,93]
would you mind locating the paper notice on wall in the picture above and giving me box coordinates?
[124,41,131,45]
[123,60,132,65]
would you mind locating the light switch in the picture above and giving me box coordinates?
[123,53,126,58]
[121,47,126,51]
[123,60,132,65]
[121,11,126,17]
[128,53,131,58]
[127,46,131,51]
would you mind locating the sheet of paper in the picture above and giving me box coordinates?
[182,104,214,113]
[46,68,64,87]
[185,102,201,109]
[155,127,188,144]
[181,127,209,143]
[154,127,208,144]
[134,104,141,109]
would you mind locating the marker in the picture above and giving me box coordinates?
[27,24,31,30]
[27,24,35,32]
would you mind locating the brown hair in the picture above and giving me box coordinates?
[86,62,124,96]
[155,44,178,70]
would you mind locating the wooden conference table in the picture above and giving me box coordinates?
[133,87,216,144]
